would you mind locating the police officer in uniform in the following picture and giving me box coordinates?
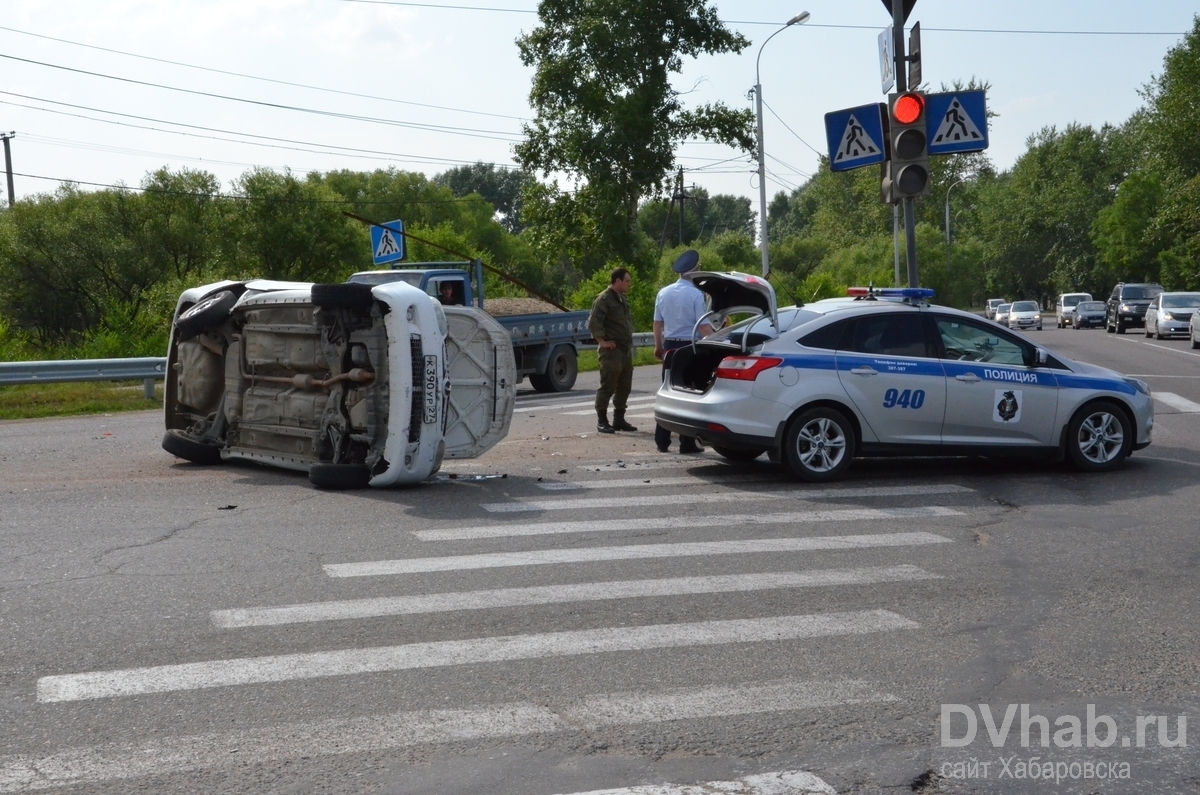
[653,249,713,453]
[587,267,637,434]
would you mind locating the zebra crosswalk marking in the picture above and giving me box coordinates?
[213,565,939,628]
[548,770,836,795]
[2,682,866,792]
[38,611,917,703]
[486,483,974,512]
[324,531,954,577]
[418,506,964,540]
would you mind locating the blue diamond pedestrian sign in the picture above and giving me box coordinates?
[370,219,405,266]
[824,103,887,172]
[925,91,988,155]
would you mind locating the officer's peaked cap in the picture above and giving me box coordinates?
[672,249,700,274]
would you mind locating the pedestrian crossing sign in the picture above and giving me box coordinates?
[824,103,887,172]
[369,219,406,265]
[925,91,989,155]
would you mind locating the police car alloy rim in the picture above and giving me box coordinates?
[1076,409,1125,464]
[796,417,847,472]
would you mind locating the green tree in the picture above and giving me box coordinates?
[434,162,535,233]
[515,0,756,266]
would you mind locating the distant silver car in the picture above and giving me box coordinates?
[985,299,1005,320]
[993,303,1012,326]
[1073,301,1107,329]
[654,275,1154,482]
[1145,292,1200,340]
[1008,300,1043,331]
[1056,292,1092,328]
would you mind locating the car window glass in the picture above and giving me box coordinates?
[799,318,851,350]
[1121,286,1162,300]
[844,314,935,358]
[1078,302,1104,311]
[1162,293,1200,308]
[935,317,1028,366]
[1012,301,1038,312]
[997,304,1010,313]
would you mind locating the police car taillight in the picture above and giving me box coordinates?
[714,356,783,381]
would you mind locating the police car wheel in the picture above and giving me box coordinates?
[783,407,855,482]
[1066,401,1131,472]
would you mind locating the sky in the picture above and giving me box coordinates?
[1,1,1196,220]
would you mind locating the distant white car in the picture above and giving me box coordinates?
[1145,292,1200,340]
[1008,300,1043,331]
[985,299,1005,320]
[162,279,516,488]
[993,303,1012,326]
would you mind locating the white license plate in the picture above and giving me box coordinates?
[423,355,438,424]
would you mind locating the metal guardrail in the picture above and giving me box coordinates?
[0,334,658,400]
[0,357,166,399]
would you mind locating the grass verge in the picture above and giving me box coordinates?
[0,382,162,421]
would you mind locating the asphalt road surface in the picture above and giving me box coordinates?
[0,324,1197,794]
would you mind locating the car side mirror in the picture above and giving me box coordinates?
[1036,349,1048,366]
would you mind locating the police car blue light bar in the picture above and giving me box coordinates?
[847,287,935,299]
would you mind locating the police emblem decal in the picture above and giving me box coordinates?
[993,389,1022,423]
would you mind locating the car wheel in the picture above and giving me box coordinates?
[161,429,223,465]
[783,407,855,482]
[711,445,765,463]
[1155,327,1165,340]
[1115,320,1126,334]
[309,462,371,490]
[311,283,375,310]
[1192,333,1200,350]
[1066,401,1131,473]
[529,345,577,393]
[174,290,237,342]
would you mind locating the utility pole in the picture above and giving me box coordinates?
[1,133,14,209]
[677,168,685,246]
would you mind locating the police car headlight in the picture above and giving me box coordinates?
[1123,377,1150,396]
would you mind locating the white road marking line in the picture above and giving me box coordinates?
[1114,337,1200,358]
[562,405,656,416]
[547,770,836,795]
[1,682,862,792]
[1128,374,1200,378]
[38,611,917,703]
[415,506,964,541]
[214,566,939,628]
[1153,391,1200,413]
[625,412,655,419]
[538,474,768,491]
[515,395,656,413]
[325,531,954,577]
[484,484,975,512]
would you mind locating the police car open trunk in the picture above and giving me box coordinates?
[665,271,778,394]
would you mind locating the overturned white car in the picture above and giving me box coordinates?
[162,279,515,488]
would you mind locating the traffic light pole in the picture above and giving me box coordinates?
[891,0,919,289]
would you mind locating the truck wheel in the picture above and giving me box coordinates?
[309,463,371,490]
[530,345,577,392]
[162,429,223,465]
[175,290,236,342]
[312,283,375,310]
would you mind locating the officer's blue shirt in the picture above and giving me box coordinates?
[654,279,708,340]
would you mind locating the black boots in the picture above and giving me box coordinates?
[612,412,638,432]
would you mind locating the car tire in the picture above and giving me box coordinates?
[711,445,765,463]
[161,429,223,465]
[1192,334,1200,350]
[1155,328,1165,340]
[1065,401,1131,473]
[529,345,577,393]
[311,283,375,310]
[174,290,237,342]
[309,462,371,490]
[1037,325,1042,331]
[1116,320,1126,334]
[783,407,855,483]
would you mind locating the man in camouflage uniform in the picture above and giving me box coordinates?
[587,268,637,434]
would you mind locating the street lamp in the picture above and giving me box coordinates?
[944,178,967,246]
[754,10,810,278]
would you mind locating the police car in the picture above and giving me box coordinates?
[654,273,1154,482]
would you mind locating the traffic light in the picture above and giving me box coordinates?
[882,91,930,202]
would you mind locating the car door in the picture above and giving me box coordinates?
[934,315,1059,445]
[834,311,946,445]
[441,306,517,459]
[1145,295,1160,334]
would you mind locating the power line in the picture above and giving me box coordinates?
[9,170,495,204]
[336,2,1187,35]
[0,92,519,169]
[0,24,527,122]
[0,52,524,142]
[762,99,823,158]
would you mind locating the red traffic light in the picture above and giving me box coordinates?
[892,92,924,124]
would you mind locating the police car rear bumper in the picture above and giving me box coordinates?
[654,410,777,451]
